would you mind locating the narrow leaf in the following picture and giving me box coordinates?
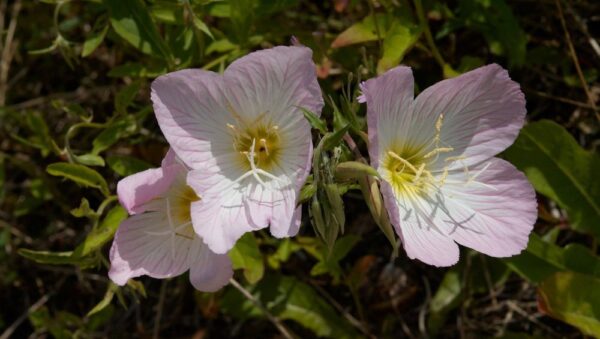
[46,163,109,196]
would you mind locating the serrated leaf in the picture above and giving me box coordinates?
[538,271,600,336]
[504,120,600,237]
[228,233,264,284]
[73,206,127,258]
[103,0,172,59]
[46,162,109,196]
[107,155,152,176]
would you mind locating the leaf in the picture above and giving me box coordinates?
[301,107,327,134]
[504,120,600,237]
[18,249,96,268]
[75,153,105,167]
[322,125,350,151]
[192,15,214,39]
[331,13,390,48]
[324,183,345,234]
[107,155,153,176]
[311,234,360,282]
[538,271,600,336]
[115,81,142,115]
[377,21,421,74]
[228,233,264,284]
[451,0,527,67]
[70,198,96,219]
[46,163,109,196]
[103,0,172,59]
[107,62,167,78]
[73,206,127,258]
[221,274,359,338]
[91,115,137,155]
[503,234,600,283]
[82,18,109,57]
[428,266,463,334]
[87,283,118,317]
[335,161,380,181]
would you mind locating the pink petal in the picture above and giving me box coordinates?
[117,166,175,215]
[360,66,414,166]
[151,69,231,170]
[108,212,192,285]
[381,183,460,267]
[187,169,262,254]
[440,158,537,257]
[188,241,233,292]
[224,45,324,126]
[412,64,526,169]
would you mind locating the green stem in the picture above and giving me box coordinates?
[414,0,445,69]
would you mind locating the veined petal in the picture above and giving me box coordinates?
[224,45,324,128]
[381,183,459,267]
[440,158,537,257]
[152,69,232,170]
[188,239,233,292]
[117,166,176,215]
[412,64,526,169]
[108,212,193,285]
[188,169,262,254]
[360,66,415,167]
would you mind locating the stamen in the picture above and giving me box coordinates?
[423,147,454,159]
[260,138,269,155]
[387,151,420,174]
[413,163,426,183]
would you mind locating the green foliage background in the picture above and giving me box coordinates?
[0,0,598,337]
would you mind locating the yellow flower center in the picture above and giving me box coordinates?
[229,121,281,172]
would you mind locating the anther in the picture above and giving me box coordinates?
[387,151,420,174]
[259,138,269,155]
[413,163,426,183]
[423,147,454,159]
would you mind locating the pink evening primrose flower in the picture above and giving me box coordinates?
[108,150,233,292]
[151,46,323,254]
[360,65,537,267]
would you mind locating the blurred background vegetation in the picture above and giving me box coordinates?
[0,0,599,337]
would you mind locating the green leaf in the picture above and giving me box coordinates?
[228,233,264,284]
[103,0,172,59]
[324,183,345,234]
[107,62,167,78]
[75,154,105,167]
[301,107,327,134]
[538,271,600,336]
[73,206,127,258]
[92,115,137,155]
[192,15,214,39]
[82,18,109,57]
[504,120,600,237]
[503,234,600,283]
[322,125,350,152]
[311,234,360,282]
[70,198,96,219]
[115,81,142,115]
[377,21,421,74]
[46,162,109,196]
[335,161,380,181]
[331,13,391,48]
[298,182,316,204]
[107,155,153,176]
[18,249,96,268]
[87,283,118,317]
[428,265,462,334]
[221,274,359,338]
